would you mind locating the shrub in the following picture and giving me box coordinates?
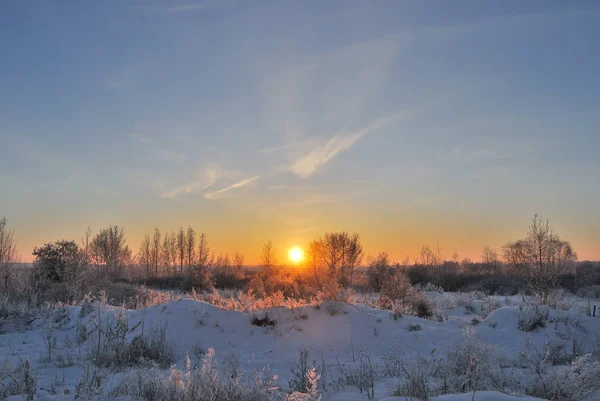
[89,310,175,369]
[366,252,393,292]
[31,240,91,303]
[378,273,433,318]
[438,328,503,394]
[0,358,37,401]
[412,292,433,318]
[576,285,600,300]
[133,276,185,290]
[389,353,432,400]
[289,349,311,393]
[527,355,600,401]
[250,313,277,327]
[111,349,279,401]
[407,324,421,332]
[468,275,524,295]
[212,266,248,290]
[518,305,549,332]
[378,272,411,308]
[75,364,106,400]
[546,289,574,311]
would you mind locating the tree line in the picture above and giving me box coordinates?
[0,214,586,305]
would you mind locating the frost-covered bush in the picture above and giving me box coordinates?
[576,285,600,300]
[0,358,37,401]
[546,289,575,311]
[289,349,313,393]
[366,252,394,292]
[481,298,501,318]
[518,305,549,332]
[422,282,444,293]
[385,331,515,399]
[88,310,175,369]
[387,347,434,400]
[438,328,503,394]
[75,364,106,400]
[188,288,312,312]
[112,349,280,401]
[391,357,431,400]
[527,355,600,401]
[93,281,179,309]
[378,273,432,318]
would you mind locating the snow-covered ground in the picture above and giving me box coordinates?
[1,291,599,400]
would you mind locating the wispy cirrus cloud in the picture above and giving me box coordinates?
[204,175,259,200]
[258,34,404,143]
[289,113,404,178]
[161,164,221,198]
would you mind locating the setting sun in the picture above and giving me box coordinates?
[288,247,304,264]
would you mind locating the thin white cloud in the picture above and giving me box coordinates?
[161,166,220,198]
[289,114,402,178]
[257,34,405,145]
[204,175,259,200]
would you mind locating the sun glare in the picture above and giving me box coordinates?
[288,247,304,264]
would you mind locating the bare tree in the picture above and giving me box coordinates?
[197,233,211,270]
[367,252,392,292]
[503,215,577,303]
[185,226,197,269]
[482,245,500,275]
[0,217,18,292]
[401,254,411,268]
[90,225,131,275]
[138,234,152,277]
[318,232,363,287]
[233,250,244,271]
[261,240,277,269]
[176,227,186,275]
[81,227,92,264]
[151,228,161,277]
[451,250,460,264]
[215,253,230,269]
[417,244,442,268]
[308,240,323,286]
[162,231,177,275]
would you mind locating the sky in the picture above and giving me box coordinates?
[1,0,599,264]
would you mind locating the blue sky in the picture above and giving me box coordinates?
[1,1,599,262]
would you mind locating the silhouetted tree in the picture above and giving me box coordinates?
[367,252,393,292]
[33,240,89,302]
[176,227,186,275]
[162,231,177,275]
[261,240,277,269]
[196,233,211,270]
[90,226,131,275]
[482,245,500,275]
[186,226,196,270]
[416,244,442,269]
[503,215,577,302]
[138,234,152,276]
[151,228,161,277]
[233,250,244,270]
[319,232,363,287]
[0,217,18,292]
[308,240,323,287]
